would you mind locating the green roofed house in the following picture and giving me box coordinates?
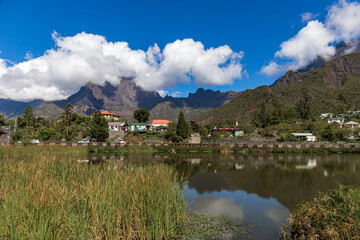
[291,133,316,142]
[130,123,146,132]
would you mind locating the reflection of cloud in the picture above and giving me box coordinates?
[191,196,244,219]
[265,206,290,224]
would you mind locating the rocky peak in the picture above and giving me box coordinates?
[272,70,303,87]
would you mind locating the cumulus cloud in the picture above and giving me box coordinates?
[261,0,360,76]
[300,12,320,23]
[0,32,244,101]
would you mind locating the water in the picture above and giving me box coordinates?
[87,153,360,239]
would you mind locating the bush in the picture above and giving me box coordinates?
[281,185,360,239]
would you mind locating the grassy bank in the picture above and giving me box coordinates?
[88,144,360,155]
[281,185,360,239]
[0,146,186,239]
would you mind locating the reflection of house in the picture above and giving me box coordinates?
[209,128,244,137]
[340,121,360,129]
[296,159,317,170]
[327,118,344,125]
[151,120,171,129]
[291,133,316,142]
[99,111,121,121]
[108,122,128,132]
[320,113,333,119]
[130,123,146,132]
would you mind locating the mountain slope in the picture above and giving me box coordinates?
[197,52,360,124]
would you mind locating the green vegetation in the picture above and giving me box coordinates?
[197,53,360,125]
[133,108,150,123]
[88,111,109,141]
[281,185,360,239]
[11,104,93,143]
[0,113,6,126]
[184,212,252,239]
[0,146,186,239]
[177,111,189,139]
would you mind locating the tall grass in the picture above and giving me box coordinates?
[0,146,186,239]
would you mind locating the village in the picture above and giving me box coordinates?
[1,104,360,147]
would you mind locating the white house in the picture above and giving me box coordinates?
[108,122,128,132]
[151,120,172,129]
[292,133,316,142]
[327,118,345,125]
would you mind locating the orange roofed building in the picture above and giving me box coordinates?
[151,120,172,129]
[92,111,121,121]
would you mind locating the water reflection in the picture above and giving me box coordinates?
[87,153,360,239]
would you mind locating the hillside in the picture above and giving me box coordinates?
[197,52,360,124]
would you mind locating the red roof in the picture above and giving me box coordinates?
[152,120,171,125]
[100,111,120,117]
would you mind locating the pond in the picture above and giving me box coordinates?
[88,153,360,239]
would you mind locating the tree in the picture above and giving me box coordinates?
[60,103,77,136]
[296,99,310,120]
[22,105,36,128]
[133,108,150,123]
[177,111,189,138]
[0,114,5,126]
[88,111,109,141]
[164,122,182,142]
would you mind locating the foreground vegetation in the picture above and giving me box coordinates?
[0,146,186,239]
[281,185,360,239]
[0,146,253,239]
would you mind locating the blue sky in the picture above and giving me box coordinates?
[0,0,359,101]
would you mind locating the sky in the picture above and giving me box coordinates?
[0,0,360,101]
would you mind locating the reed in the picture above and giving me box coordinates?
[0,146,186,239]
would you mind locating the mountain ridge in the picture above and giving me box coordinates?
[197,52,360,124]
[0,78,242,120]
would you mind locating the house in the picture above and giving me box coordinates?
[291,133,316,142]
[96,111,121,121]
[209,128,244,137]
[108,122,128,132]
[151,120,172,130]
[328,118,345,125]
[130,123,146,132]
[320,113,333,119]
[340,121,360,129]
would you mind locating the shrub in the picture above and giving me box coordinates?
[281,185,360,239]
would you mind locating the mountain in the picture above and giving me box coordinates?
[0,77,241,121]
[197,52,360,124]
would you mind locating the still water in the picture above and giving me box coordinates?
[88,153,360,239]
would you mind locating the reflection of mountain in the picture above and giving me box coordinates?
[176,154,360,210]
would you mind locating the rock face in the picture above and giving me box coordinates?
[272,70,304,87]
[0,77,241,120]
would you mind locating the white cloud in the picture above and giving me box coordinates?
[191,196,245,219]
[262,0,360,76]
[300,12,320,23]
[0,32,244,101]
[171,91,182,97]
[326,0,360,40]
[156,90,168,97]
